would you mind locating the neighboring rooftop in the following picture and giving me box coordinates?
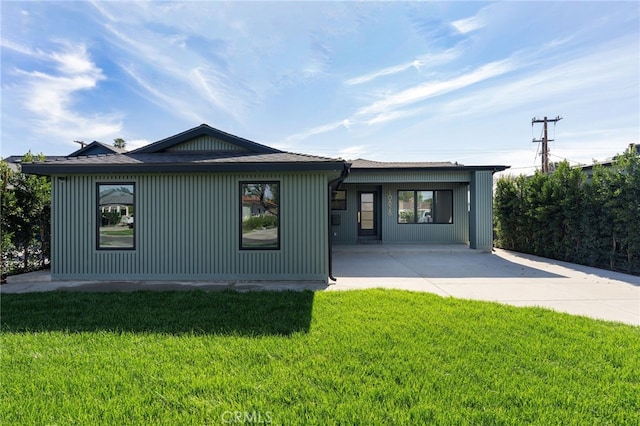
[4,140,127,173]
[68,141,127,157]
[351,158,509,172]
[580,142,639,173]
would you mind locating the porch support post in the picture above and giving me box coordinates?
[469,170,494,251]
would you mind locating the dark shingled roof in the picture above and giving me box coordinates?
[351,159,458,168]
[69,141,127,157]
[350,158,508,172]
[21,150,347,175]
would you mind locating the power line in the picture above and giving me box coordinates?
[532,116,562,173]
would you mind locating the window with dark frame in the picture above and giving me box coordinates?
[240,182,280,250]
[97,183,135,250]
[397,190,453,224]
[331,190,347,210]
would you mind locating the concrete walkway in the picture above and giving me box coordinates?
[331,245,640,326]
[2,246,639,326]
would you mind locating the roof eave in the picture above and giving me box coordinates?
[350,165,510,173]
[21,161,347,175]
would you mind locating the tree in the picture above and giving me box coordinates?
[113,138,126,149]
[606,151,640,272]
[243,183,279,216]
[1,160,17,278]
[494,176,521,250]
[0,152,51,275]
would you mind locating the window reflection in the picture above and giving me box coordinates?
[98,183,135,249]
[241,182,280,249]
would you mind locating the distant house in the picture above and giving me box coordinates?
[68,141,127,157]
[3,141,125,173]
[581,143,639,179]
[241,194,277,218]
[3,155,66,174]
[22,124,508,283]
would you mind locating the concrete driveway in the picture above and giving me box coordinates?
[2,245,639,326]
[331,245,640,326]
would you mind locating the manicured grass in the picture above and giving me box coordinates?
[1,289,638,425]
[100,229,134,236]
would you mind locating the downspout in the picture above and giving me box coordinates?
[328,162,351,282]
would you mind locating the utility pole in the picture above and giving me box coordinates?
[532,116,562,173]
[73,140,87,148]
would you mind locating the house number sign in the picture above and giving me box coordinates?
[387,191,393,216]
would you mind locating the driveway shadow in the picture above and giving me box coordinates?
[0,290,314,336]
[333,251,564,279]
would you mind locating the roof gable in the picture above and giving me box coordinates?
[131,124,280,154]
[69,141,126,157]
[164,135,248,152]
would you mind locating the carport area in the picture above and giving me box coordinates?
[330,245,640,326]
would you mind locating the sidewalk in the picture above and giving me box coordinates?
[2,247,639,325]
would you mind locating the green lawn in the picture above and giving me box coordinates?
[1,289,638,425]
[100,229,134,236]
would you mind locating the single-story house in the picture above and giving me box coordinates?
[22,124,508,283]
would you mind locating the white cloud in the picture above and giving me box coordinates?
[191,66,248,123]
[7,40,123,142]
[0,37,38,56]
[338,145,367,159]
[346,62,418,86]
[356,58,515,118]
[345,48,461,86]
[284,120,349,144]
[89,0,117,22]
[436,36,638,120]
[120,64,206,124]
[51,46,100,75]
[285,57,516,145]
[102,20,254,124]
[451,15,485,34]
[125,139,151,151]
[365,107,428,126]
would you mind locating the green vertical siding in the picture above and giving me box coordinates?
[51,172,331,281]
[331,186,358,244]
[332,183,469,245]
[166,136,248,151]
[469,171,494,251]
[379,183,468,244]
[345,170,471,183]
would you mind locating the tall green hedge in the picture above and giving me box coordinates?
[494,151,640,274]
[1,153,51,278]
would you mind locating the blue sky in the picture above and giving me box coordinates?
[1,1,638,175]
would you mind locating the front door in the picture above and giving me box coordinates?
[358,192,377,237]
